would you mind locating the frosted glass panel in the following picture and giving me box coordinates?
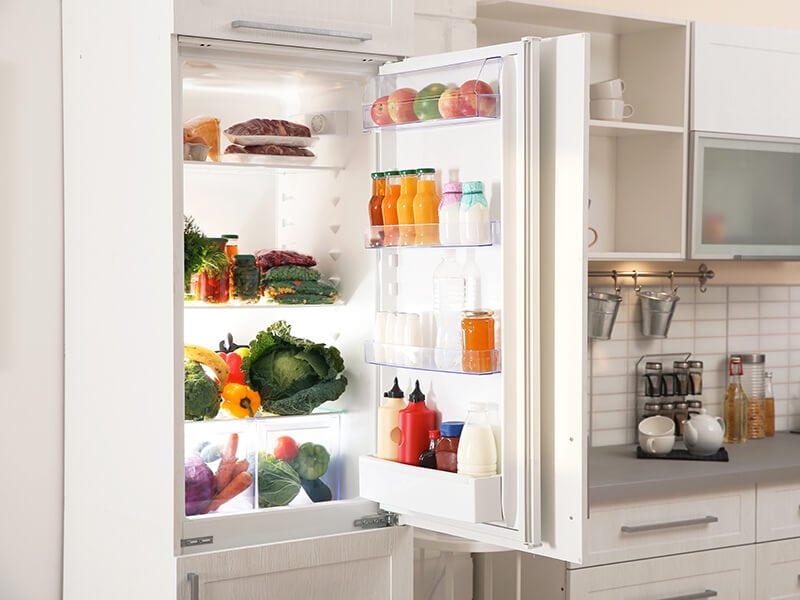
[692,134,800,257]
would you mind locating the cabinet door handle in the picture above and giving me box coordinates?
[655,590,717,600]
[230,20,373,42]
[620,515,719,534]
[187,572,199,600]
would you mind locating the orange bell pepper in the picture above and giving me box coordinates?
[220,383,261,418]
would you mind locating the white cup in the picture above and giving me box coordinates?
[403,313,423,366]
[374,311,389,362]
[590,78,625,100]
[638,415,675,455]
[590,99,634,121]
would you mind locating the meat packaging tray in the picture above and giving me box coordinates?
[220,154,317,167]
[222,133,319,147]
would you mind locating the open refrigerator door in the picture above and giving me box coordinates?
[177,34,586,562]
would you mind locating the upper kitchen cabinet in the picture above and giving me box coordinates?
[173,0,414,58]
[692,22,800,139]
[476,1,689,259]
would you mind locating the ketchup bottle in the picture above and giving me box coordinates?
[397,380,436,466]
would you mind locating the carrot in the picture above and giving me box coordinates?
[215,433,239,492]
[204,471,253,514]
[230,458,249,479]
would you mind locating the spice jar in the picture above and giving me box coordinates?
[674,401,689,437]
[673,361,690,397]
[435,421,464,473]
[659,401,675,421]
[644,362,663,397]
[688,399,703,419]
[461,310,496,373]
[641,402,661,422]
[764,371,775,437]
[688,360,704,396]
[231,254,260,304]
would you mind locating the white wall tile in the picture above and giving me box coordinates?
[592,410,634,430]
[768,352,790,368]
[591,340,628,359]
[759,334,790,351]
[590,394,630,411]
[695,337,727,354]
[791,287,800,301]
[728,335,760,352]
[695,320,726,337]
[696,303,727,320]
[729,302,760,319]
[789,302,800,317]
[668,321,695,338]
[729,287,759,302]
[760,302,790,318]
[760,319,789,335]
[662,338,694,354]
[696,287,727,303]
[591,357,628,376]
[591,429,631,447]
[760,286,791,302]
[729,319,759,336]
[591,375,628,395]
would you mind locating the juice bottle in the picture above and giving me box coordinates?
[396,169,418,245]
[381,170,401,246]
[413,168,440,245]
[368,172,385,246]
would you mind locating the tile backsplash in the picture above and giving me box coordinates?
[589,284,800,447]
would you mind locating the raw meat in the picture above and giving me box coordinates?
[224,144,314,157]
[224,118,311,138]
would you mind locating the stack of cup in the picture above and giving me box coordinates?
[374,311,433,366]
[590,78,634,122]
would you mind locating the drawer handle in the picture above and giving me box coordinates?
[656,590,717,600]
[187,572,199,600]
[231,20,373,42]
[620,515,719,534]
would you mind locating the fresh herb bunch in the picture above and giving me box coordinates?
[183,216,230,291]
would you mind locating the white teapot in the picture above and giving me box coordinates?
[684,409,725,456]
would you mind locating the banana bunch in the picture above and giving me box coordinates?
[185,344,230,388]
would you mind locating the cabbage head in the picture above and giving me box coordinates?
[242,321,347,415]
[257,452,300,508]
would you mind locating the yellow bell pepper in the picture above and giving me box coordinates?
[220,383,261,418]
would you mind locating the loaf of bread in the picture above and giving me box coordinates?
[183,115,220,162]
[224,118,311,138]
[224,144,314,157]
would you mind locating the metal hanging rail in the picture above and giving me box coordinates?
[588,264,715,293]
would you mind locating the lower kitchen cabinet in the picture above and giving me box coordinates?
[756,481,800,542]
[756,538,800,600]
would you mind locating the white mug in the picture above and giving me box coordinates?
[638,415,675,455]
[590,99,634,121]
[590,78,625,100]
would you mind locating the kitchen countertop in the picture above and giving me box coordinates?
[589,432,800,504]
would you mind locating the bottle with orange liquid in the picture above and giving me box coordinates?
[381,170,401,246]
[396,169,418,245]
[413,168,440,245]
[368,172,385,246]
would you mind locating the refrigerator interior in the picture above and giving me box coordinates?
[178,37,536,551]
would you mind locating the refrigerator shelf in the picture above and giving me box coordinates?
[364,341,501,375]
[362,56,503,130]
[184,160,342,173]
[364,221,499,249]
[184,299,344,308]
[358,455,502,524]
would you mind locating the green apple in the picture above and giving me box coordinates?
[413,83,447,120]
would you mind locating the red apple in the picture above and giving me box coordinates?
[387,87,418,123]
[438,87,463,119]
[370,95,392,126]
[459,79,497,117]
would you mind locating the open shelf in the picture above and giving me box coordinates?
[359,455,502,524]
[589,120,684,137]
[365,341,501,375]
[184,160,341,174]
[365,221,500,249]
[185,299,343,308]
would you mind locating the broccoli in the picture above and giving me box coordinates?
[184,360,220,421]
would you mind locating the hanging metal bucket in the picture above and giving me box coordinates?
[638,290,680,338]
[588,291,623,340]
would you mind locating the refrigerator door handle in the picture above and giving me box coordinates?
[230,20,373,42]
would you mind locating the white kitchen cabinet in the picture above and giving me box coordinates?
[756,481,800,542]
[692,22,800,139]
[173,0,414,58]
[476,1,689,259]
[755,537,800,600]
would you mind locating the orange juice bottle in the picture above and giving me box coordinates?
[413,168,440,245]
[381,171,401,246]
[396,169,418,245]
[368,172,385,246]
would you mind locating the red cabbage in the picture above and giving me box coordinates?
[185,455,215,515]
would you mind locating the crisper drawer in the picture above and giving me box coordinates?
[173,0,413,57]
[358,455,502,524]
[756,481,800,542]
[581,486,755,566]
[568,545,755,599]
[755,538,800,599]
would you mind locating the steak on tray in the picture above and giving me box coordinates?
[224,118,311,138]
[224,144,314,157]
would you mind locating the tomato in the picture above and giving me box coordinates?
[273,436,299,462]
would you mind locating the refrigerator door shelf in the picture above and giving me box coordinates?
[364,341,501,375]
[365,222,500,249]
[362,56,504,130]
[358,455,502,524]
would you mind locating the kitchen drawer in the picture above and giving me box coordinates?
[581,486,755,566]
[174,0,413,58]
[756,481,800,542]
[756,538,800,599]
[569,545,755,599]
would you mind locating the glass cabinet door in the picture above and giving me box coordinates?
[690,132,800,258]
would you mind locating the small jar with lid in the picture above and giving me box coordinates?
[641,401,661,422]
[673,401,689,437]
[231,254,260,304]
[733,353,765,401]
[673,361,690,396]
[459,181,490,245]
[435,421,464,473]
[644,362,663,397]
[438,182,462,245]
[687,399,703,419]
[461,310,496,373]
[659,401,675,421]
[201,237,230,304]
[688,360,704,396]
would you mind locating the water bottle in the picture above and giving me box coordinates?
[433,251,466,370]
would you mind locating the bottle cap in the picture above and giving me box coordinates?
[417,168,435,174]
[673,361,689,369]
[384,377,404,399]
[729,356,743,376]
[428,429,441,439]
[208,237,227,243]
[688,361,704,369]
[233,254,256,264]
[440,421,464,437]
[461,181,483,194]
[645,362,662,371]
[734,353,765,364]
[385,170,401,176]
[221,234,239,240]
[408,380,426,403]
[443,182,462,194]
[371,171,385,178]
[399,169,418,176]
[462,310,494,318]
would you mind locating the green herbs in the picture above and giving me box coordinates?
[183,215,229,291]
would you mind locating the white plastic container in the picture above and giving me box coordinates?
[459,181,490,245]
[457,404,497,476]
[438,182,462,245]
[433,251,466,370]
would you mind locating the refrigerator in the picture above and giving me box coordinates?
[63,10,588,598]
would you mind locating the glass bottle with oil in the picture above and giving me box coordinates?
[724,356,747,444]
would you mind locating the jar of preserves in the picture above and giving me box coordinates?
[435,421,464,473]
[461,310,496,373]
[202,237,230,304]
[231,254,260,304]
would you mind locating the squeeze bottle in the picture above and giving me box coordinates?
[397,380,436,465]
[376,378,405,461]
